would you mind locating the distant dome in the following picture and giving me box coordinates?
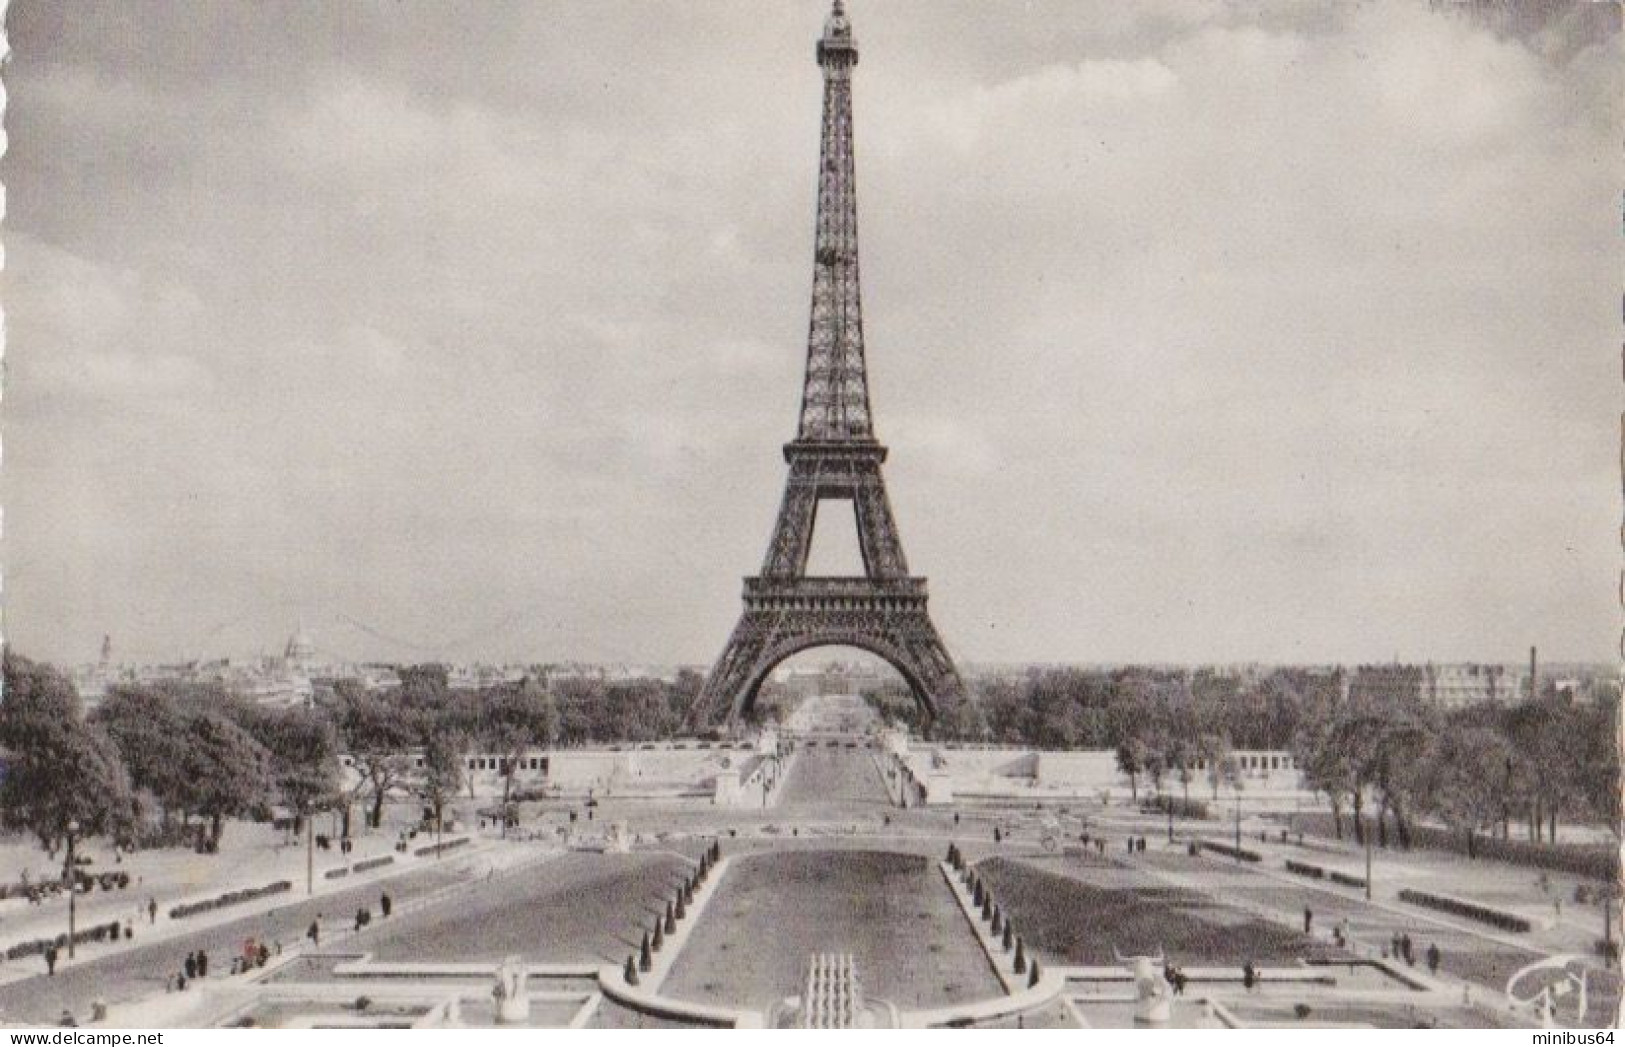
[285,624,316,663]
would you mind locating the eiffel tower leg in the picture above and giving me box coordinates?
[852,464,909,578]
[689,611,772,731]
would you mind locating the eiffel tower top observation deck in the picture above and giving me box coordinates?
[797,0,872,446]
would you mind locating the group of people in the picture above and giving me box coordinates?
[1304,906,1443,975]
[166,948,210,992]
[1161,962,1190,995]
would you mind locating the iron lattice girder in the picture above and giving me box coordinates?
[798,9,871,443]
[689,2,968,730]
[762,442,909,580]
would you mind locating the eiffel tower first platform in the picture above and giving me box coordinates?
[689,1,968,731]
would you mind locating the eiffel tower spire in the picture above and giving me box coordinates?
[799,0,872,442]
[689,2,969,734]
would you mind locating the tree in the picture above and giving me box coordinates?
[481,680,554,815]
[1201,733,1238,800]
[1419,727,1510,859]
[0,652,137,859]
[93,686,193,822]
[412,731,466,839]
[336,687,421,831]
[1292,706,1356,839]
[1115,738,1149,802]
[176,712,274,848]
[245,706,342,823]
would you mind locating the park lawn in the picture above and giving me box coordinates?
[362,852,690,964]
[662,849,1002,1011]
[975,855,1319,966]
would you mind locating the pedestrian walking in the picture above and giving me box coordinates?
[1304,907,1313,934]
[184,953,197,980]
[196,949,209,977]
[44,945,58,977]
[380,892,392,918]
[257,943,270,968]
[1242,960,1257,992]
[147,898,158,924]
[176,973,187,992]
[1426,943,1440,975]
[1401,933,1413,966]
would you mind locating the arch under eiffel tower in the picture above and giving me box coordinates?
[689,1,968,731]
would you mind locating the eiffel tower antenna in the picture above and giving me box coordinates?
[688,0,969,732]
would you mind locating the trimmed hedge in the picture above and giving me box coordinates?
[1398,888,1530,932]
[413,837,469,858]
[1328,871,1367,890]
[1199,841,1262,863]
[354,856,394,873]
[1145,796,1211,820]
[0,871,131,903]
[169,880,292,920]
[324,867,351,881]
[1285,859,1326,880]
[6,920,123,960]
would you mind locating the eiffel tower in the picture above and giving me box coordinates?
[689,0,967,731]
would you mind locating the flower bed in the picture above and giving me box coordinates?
[5,920,123,960]
[168,880,292,920]
[1397,888,1530,932]
[1198,841,1262,863]
[413,837,469,858]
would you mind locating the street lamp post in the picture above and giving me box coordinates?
[1363,814,1373,901]
[65,819,79,959]
[1234,795,1242,860]
[304,802,314,897]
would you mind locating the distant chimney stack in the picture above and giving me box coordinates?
[1529,645,1537,702]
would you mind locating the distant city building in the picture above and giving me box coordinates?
[1349,662,1527,709]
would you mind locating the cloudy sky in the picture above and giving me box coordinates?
[3,0,1618,668]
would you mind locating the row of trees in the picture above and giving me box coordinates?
[0,652,702,864]
[1293,691,1620,850]
[862,664,1621,844]
[866,666,1339,752]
